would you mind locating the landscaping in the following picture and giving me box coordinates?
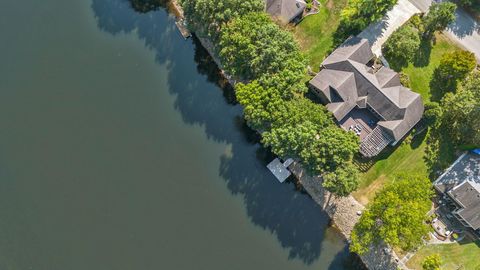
[407,240,480,270]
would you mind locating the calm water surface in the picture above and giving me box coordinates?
[0,0,364,269]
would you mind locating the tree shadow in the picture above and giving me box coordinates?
[447,7,480,38]
[90,0,361,267]
[411,127,428,149]
[413,38,433,68]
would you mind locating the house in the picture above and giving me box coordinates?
[434,151,480,238]
[265,0,306,24]
[309,37,424,157]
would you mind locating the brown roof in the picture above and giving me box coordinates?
[265,0,306,23]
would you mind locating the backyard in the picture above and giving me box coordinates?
[407,240,480,270]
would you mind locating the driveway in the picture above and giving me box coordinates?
[359,0,429,56]
[442,3,480,62]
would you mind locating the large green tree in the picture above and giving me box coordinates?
[350,174,434,254]
[235,81,284,131]
[439,71,480,146]
[322,162,360,197]
[423,2,457,37]
[219,12,306,81]
[263,121,359,175]
[383,24,420,65]
[180,0,263,41]
[338,0,398,37]
[431,50,476,97]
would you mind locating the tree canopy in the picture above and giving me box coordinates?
[181,0,264,41]
[431,50,477,96]
[350,174,434,254]
[338,0,398,36]
[439,71,480,146]
[423,2,457,36]
[383,24,420,64]
[219,12,307,81]
[322,162,360,197]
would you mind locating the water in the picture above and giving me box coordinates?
[0,0,364,269]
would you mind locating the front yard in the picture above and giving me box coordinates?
[406,240,480,270]
[292,0,348,71]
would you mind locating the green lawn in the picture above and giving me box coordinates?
[398,35,461,101]
[353,133,428,205]
[292,0,347,71]
[407,240,480,270]
[353,34,460,205]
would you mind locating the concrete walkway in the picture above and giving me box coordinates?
[442,2,480,62]
[359,0,428,56]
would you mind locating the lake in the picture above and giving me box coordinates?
[0,0,364,269]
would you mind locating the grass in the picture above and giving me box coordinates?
[406,240,480,270]
[292,0,348,71]
[353,34,461,205]
[353,133,428,205]
[398,35,461,101]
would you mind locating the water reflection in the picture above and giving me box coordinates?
[90,0,363,268]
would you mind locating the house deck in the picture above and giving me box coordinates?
[339,108,378,141]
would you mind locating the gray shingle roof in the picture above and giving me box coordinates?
[265,0,306,23]
[309,36,424,142]
[434,152,480,193]
[448,181,480,230]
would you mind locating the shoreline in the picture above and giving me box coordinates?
[168,2,403,269]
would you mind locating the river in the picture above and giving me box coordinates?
[0,0,364,269]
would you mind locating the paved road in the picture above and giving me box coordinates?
[443,4,480,62]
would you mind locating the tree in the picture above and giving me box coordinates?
[350,174,434,254]
[323,162,360,197]
[423,2,457,37]
[338,0,398,37]
[219,12,306,81]
[262,102,358,175]
[235,81,284,131]
[439,71,480,146]
[423,101,442,126]
[383,24,421,65]
[422,254,441,270]
[431,50,476,96]
[180,0,264,41]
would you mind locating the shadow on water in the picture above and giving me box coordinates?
[90,0,364,268]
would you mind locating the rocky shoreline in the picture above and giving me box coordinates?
[169,2,404,269]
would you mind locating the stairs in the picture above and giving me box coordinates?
[360,126,393,157]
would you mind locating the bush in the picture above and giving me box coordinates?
[383,25,421,65]
[422,254,441,270]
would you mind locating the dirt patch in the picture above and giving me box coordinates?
[353,175,387,205]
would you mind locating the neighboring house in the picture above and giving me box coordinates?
[434,151,480,238]
[265,0,306,24]
[309,37,424,157]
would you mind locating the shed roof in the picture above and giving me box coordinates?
[265,0,306,23]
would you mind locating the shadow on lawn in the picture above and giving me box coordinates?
[90,0,365,268]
